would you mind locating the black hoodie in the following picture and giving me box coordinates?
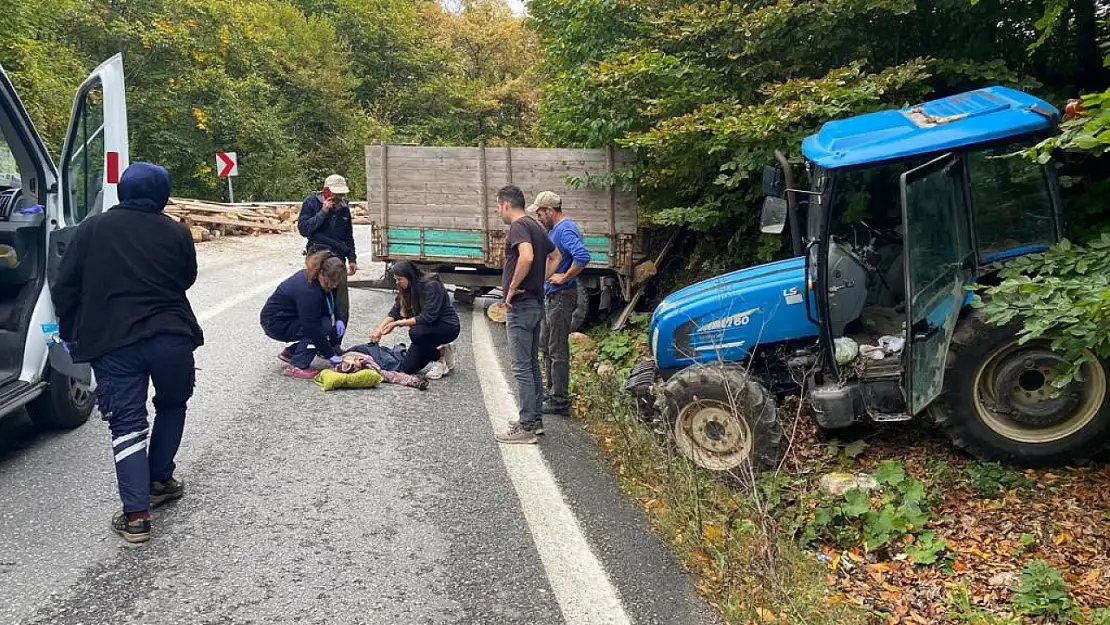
[53,162,204,362]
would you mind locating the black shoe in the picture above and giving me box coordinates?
[112,510,151,544]
[151,478,184,508]
[542,401,571,417]
[279,347,293,364]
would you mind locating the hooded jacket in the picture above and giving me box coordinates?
[52,162,204,362]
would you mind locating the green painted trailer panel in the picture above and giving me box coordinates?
[385,228,485,260]
[382,228,619,267]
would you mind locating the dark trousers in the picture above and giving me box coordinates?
[91,334,196,514]
[264,318,339,368]
[542,289,576,409]
[403,322,461,374]
[335,272,350,325]
[507,297,544,430]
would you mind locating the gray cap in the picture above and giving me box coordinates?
[526,191,561,216]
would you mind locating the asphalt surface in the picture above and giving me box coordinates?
[0,232,719,625]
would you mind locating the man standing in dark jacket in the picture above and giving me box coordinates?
[298,174,357,324]
[53,162,204,544]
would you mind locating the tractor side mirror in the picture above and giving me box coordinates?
[760,196,789,234]
[762,165,785,198]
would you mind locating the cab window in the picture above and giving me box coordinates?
[968,146,1056,260]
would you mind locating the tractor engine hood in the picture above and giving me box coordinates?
[649,256,820,371]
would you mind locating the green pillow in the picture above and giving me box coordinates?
[314,368,383,391]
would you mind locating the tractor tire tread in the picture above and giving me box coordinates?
[929,310,1110,468]
[661,364,783,471]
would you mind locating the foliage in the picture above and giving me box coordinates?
[1026,90,1110,161]
[594,313,649,373]
[963,462,1036,499]
[1012,560,1072,617]
[793,460,947,562]
[978,234,1110,387]
[529,0,1109,268]
[0,0,534,202]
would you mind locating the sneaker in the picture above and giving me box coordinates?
[439,343,457,371]
[150,478,184,508]
[278,347,293,364]
[283,366,316,379]
[112,510,151,544]
[495,422,539,445]
[542,401,571,417]
[425,360,448,380]
[510,419,544,435]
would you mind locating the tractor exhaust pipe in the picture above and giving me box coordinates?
[774,150,805,257]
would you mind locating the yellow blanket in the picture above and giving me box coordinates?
[314,368,383,391]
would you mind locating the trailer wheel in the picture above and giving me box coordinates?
[929,312,1110,468]
[661,364,782,472]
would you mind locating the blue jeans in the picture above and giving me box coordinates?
[91,334,196,514]
[507,297,544,430]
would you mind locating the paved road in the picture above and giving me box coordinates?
[0,233,718,625]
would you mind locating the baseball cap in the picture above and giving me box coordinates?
[324,174,350,195]
[526,191,561,216]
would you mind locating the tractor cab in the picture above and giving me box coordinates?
[633,87,1110,472]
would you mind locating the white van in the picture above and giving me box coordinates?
[0,54,128,429]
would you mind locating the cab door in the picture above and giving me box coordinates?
[900,153,975,414]
[46,54,129,384]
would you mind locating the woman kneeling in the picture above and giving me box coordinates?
[370,261,460,379]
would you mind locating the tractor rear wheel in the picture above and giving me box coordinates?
[929,312,1110,468]
[661,364,783,472]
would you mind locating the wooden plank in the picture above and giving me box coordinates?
[480,144,489,261]
[183,215,292,232]
[380,143,390,250]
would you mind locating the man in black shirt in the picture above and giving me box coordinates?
[53,162,204,543]
[494,185,557,444]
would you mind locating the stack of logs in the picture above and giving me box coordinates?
[165,198,372,243]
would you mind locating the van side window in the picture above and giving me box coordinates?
[63,84,106,225]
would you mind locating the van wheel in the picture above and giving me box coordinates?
[928,312,1110,468]
[26,368,94,430]
[661,364,782,472]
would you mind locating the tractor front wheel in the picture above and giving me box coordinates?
[661,364,783,472]
[929,312,1110,468]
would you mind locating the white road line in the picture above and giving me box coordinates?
[471,307,632,625]
[196,277,286,323]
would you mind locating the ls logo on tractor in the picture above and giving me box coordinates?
[697,308,758,333]
[783,287,803,305]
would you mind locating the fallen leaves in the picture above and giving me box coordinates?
[803,424,1110,622]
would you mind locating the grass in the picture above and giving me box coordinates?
[567,319,1110,625]
[570,351,877,625]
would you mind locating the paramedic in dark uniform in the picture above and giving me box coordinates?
[53,162,204,544]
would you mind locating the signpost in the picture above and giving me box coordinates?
[216,152,238,203]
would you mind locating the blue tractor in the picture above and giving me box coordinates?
[628,86,1110,472]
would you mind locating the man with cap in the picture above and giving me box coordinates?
[528,191,591,418]
[53,162,204,543]
[298,174,358,325]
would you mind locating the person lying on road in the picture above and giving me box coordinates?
[368,261,460,380]
[260,251,347,379]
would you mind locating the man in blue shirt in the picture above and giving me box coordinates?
[528,191,591,417]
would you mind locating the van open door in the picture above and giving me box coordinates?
[46,54,129,384]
